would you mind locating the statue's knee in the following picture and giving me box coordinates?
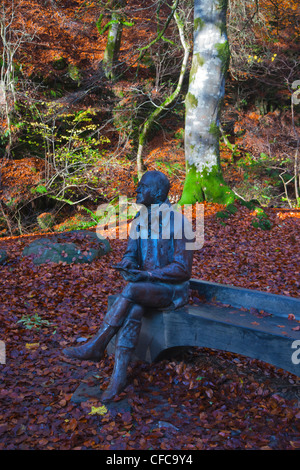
[122,282,135,300]
[122,282,144,302]
[128,303,144,321]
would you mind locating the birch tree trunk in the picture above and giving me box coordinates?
[180,0,235,204]
[102,0,125,80]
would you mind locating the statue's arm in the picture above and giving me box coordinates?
[148,238,193,284]
[119,236,139,269]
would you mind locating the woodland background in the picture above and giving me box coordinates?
[0,0,300,451]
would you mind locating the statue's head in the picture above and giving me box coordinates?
[136,171,170,206]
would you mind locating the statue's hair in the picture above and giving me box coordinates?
[143,170,170,201]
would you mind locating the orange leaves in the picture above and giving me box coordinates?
[62,418,78,433]
[248,111,261,122]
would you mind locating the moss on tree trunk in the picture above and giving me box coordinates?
[180,162,235,204]
[180,0,234,205]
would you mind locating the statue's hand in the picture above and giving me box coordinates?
[124,269,149,283]
[115,258,137,270]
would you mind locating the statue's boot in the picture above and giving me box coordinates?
[63,296,131,361]
[101,316,142,401]
[101,346,132,401]
[62,321,118,361]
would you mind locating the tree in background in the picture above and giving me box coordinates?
[180,0,235,204]
[97,0,129,80]
[0,0,35,157]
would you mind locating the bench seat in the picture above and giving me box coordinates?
[107,279,300,377]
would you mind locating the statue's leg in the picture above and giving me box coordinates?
[101,282,175,401]
[121,281,174,308]
[101,303,144,402]
[62,295,132,361]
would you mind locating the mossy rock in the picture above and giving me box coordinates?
[52,57,68,70]
[68,64,82,85]
[226,203,238,215]
[0,249,7,265]
[22,231,110,265]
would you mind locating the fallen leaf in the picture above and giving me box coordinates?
[25,343,40,349]
[88,405,108,416]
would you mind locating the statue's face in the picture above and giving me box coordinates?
[136,175,157,206]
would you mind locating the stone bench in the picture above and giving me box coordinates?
[107,279,300,377]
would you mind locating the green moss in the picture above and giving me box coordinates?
[209,122,221,139]
[68,64,81,85]
[96,14,105,35]
[186,92,198,109]
[37,212,55,230]
[239,199,260,210]
[216,210,230,219]
[217,0,228,10]
[216,202,238,222]
[251,207,272,230]
[217,20,227,36]
[215,41,230,74]
[195,53,205,67]
[179,163,205,204]
[194,18,205,31]
[251,216,272,230]
[104,36,115,62]
[179,163,235,205]
[190,53,205,84]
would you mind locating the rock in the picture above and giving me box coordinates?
[52,56,67,70]
[157,421,179,431]
[70,372,132,414]
[22,230,110,265]
[0,249,7,265]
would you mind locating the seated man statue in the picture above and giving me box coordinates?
[63,170,194,402]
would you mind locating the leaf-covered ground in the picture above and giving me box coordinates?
[0,0,299,452]
[0,203,300,450]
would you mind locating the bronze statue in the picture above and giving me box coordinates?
[63,171,194,401]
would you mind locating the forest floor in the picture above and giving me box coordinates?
[0,202,299,450]
[0,0,300,451]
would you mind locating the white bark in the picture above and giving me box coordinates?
[103,14,123,79]
[185,0,228,173]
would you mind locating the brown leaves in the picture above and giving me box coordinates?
[0,205,299,450]
[191,203,300,299]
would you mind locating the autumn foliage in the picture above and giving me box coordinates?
[1,202,300,450]
[0,0,300,451]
